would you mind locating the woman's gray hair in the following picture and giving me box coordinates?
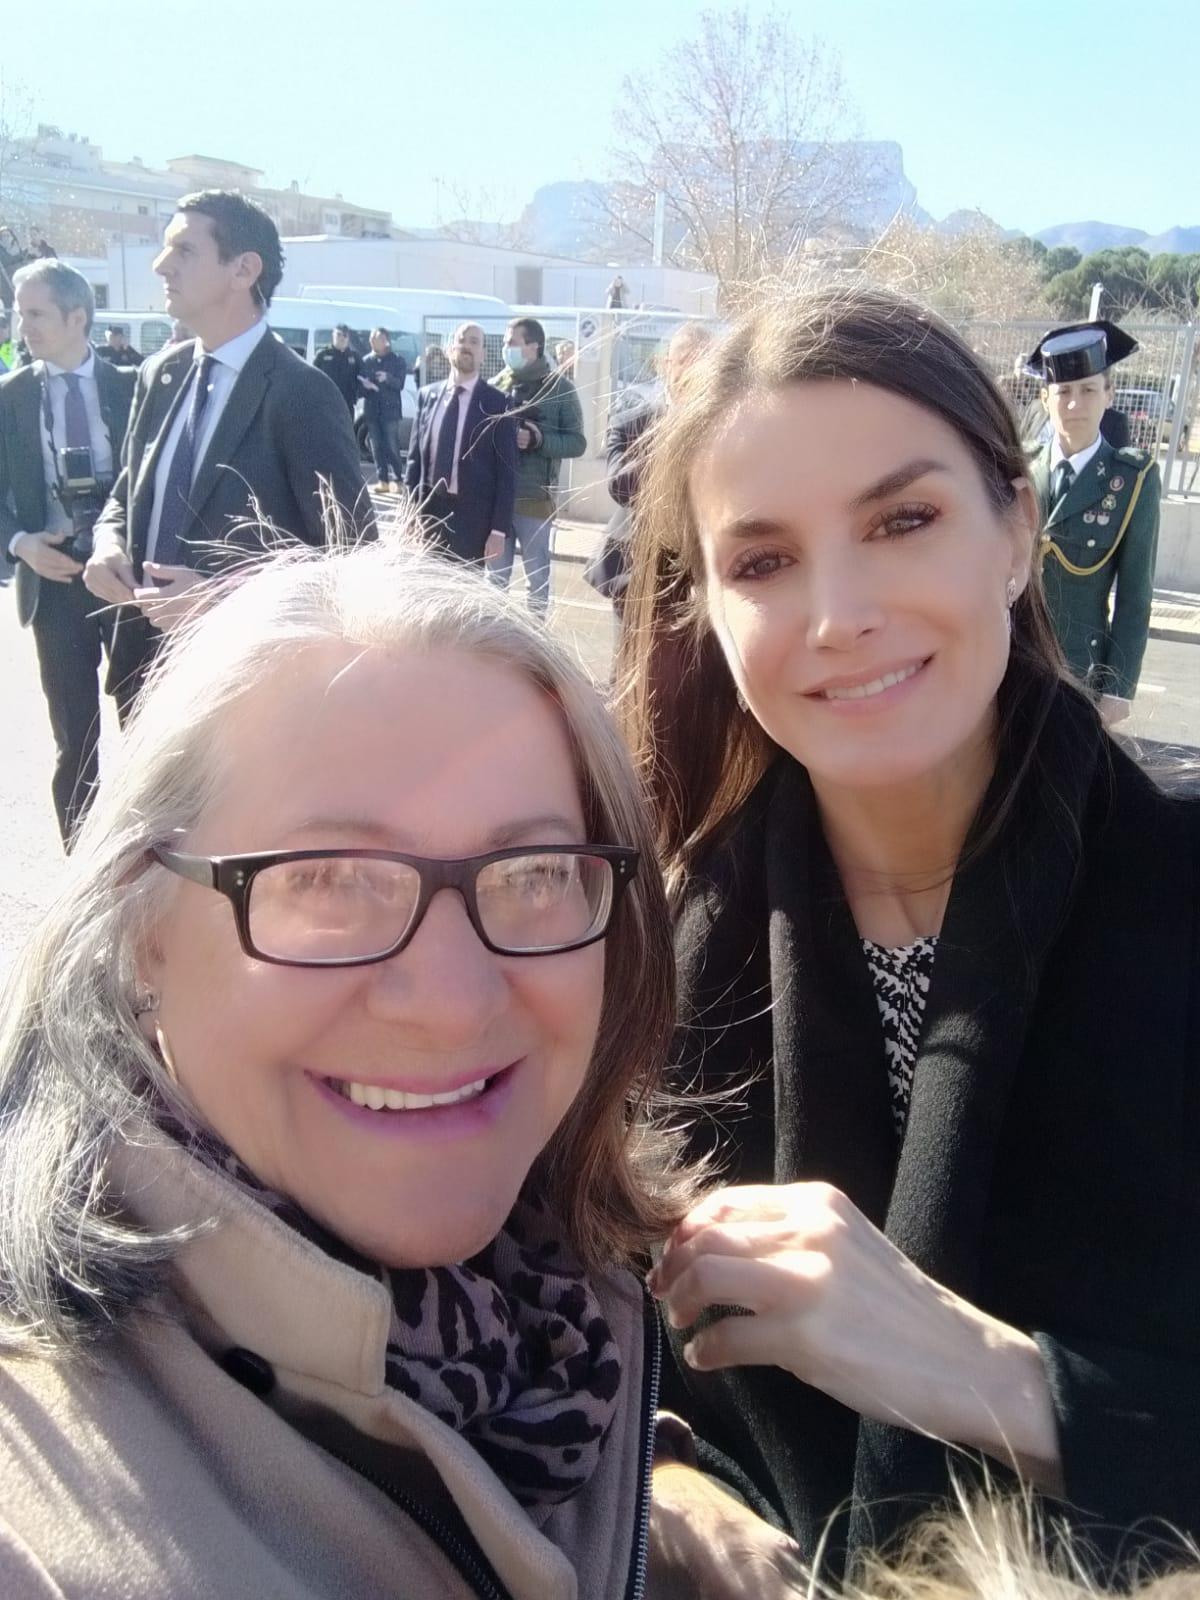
[0,537,692,1354]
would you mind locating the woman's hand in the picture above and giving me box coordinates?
[649,1183,1062,1492]
[647,1462,808,1599]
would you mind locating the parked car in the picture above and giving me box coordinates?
[1114,387,1172,449]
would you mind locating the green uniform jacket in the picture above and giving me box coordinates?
[1031,438,1160,700]
[491,358,586,517]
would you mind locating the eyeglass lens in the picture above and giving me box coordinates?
[246,852,615,960]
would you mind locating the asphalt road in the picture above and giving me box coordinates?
[1,553,1196,982]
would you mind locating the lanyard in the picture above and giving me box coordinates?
[39,364,112,492]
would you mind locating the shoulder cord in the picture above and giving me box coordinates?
[1041,462,1154,578]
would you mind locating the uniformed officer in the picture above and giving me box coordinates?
[1026,320,1161,726]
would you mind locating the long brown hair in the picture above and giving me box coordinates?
[616,284,1071,888]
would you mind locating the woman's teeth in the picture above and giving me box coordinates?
[332,1077,490,1111]
[821,662,923,701]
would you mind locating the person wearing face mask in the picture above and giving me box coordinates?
[618,287,1200,1589]
[1024,322,1160,728]
[489,318,586,618]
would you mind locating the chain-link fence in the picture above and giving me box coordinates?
[417,309,1200,505]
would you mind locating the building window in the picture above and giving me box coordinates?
[137,204,149,215]
[515,266,543,304]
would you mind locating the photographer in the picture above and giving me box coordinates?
[0,260,135,845]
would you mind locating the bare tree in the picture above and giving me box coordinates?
[601,8,882,300]
[433,180,534,252]
[856,214,1051,321]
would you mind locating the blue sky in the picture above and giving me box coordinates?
[5,0,1193,237]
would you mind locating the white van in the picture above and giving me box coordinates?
[267,297,421,453]
[297,286,510,357]
[89,311,175,359]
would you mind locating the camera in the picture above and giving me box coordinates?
[55,447,113,563]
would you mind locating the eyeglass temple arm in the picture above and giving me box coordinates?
[153,847,219,889]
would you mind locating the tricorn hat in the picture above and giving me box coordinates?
[1025,320,1138,384]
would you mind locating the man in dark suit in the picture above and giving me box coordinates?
[0,260,136,843]
[404,322,515,564]
[84,190,372,705]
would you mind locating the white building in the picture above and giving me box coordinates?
[103,233,717,317]
[275,236,717,315]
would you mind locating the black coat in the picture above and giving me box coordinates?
[94,330,373,695]
[0,357,136,627]
[313,343,362,411]
[664,684,1200,1577]
[360,349,406,419]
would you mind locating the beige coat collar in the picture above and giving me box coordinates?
[107,1132,653,1600]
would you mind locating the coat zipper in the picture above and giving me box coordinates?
[326,1446,513,1600]
[624,1286,662,1600]
[324,1290,661,1600]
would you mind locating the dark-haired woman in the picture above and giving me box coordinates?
[620,288,1200,1585]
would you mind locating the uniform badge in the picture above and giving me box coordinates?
[1102,495,1117,510]
[1083,511,1096,523]
[1097,514,1110,526]
[1110,475,1124,491]
[1096,461,1106,476]
[161,372,173,385]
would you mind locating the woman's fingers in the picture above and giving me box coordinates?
[658,1249,829,1333]
[681,1306,808,1375]
[667,1185,793,1250]
[652,1220,794,1299]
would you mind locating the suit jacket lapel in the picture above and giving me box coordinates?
[1046,439,1114,529]
[185,331,276,531]
[132,344,195,502]
[16,371,46,525]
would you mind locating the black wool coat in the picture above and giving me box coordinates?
[663,684,1200,1578]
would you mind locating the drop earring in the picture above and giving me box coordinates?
[735,689,749,713]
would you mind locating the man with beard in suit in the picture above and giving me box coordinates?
[0,260,136,844]
[405,321,515,565]
[83,190,372,708]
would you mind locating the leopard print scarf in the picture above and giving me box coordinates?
[181,1130,622,1508]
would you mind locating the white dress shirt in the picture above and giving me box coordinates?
[427,372,479,496]
[1049,433,1103,479]
[9,350,114,553]
[145,317,271,562]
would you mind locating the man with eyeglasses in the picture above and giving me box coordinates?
[0,260,137,844]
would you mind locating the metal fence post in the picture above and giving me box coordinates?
[1162,323,1197,496]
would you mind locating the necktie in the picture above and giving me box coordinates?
[432,385,463,492]
[155,355,216,566]
[61,372,90,450]
[1053,460,1075,506]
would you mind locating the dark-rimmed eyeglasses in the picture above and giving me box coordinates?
[151,845,639,967]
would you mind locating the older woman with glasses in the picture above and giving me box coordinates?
[0,541,763,1599]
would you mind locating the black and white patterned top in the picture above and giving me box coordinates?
[861,936,938,1137]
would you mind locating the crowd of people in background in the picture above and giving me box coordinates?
[0,187,1191,1600]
